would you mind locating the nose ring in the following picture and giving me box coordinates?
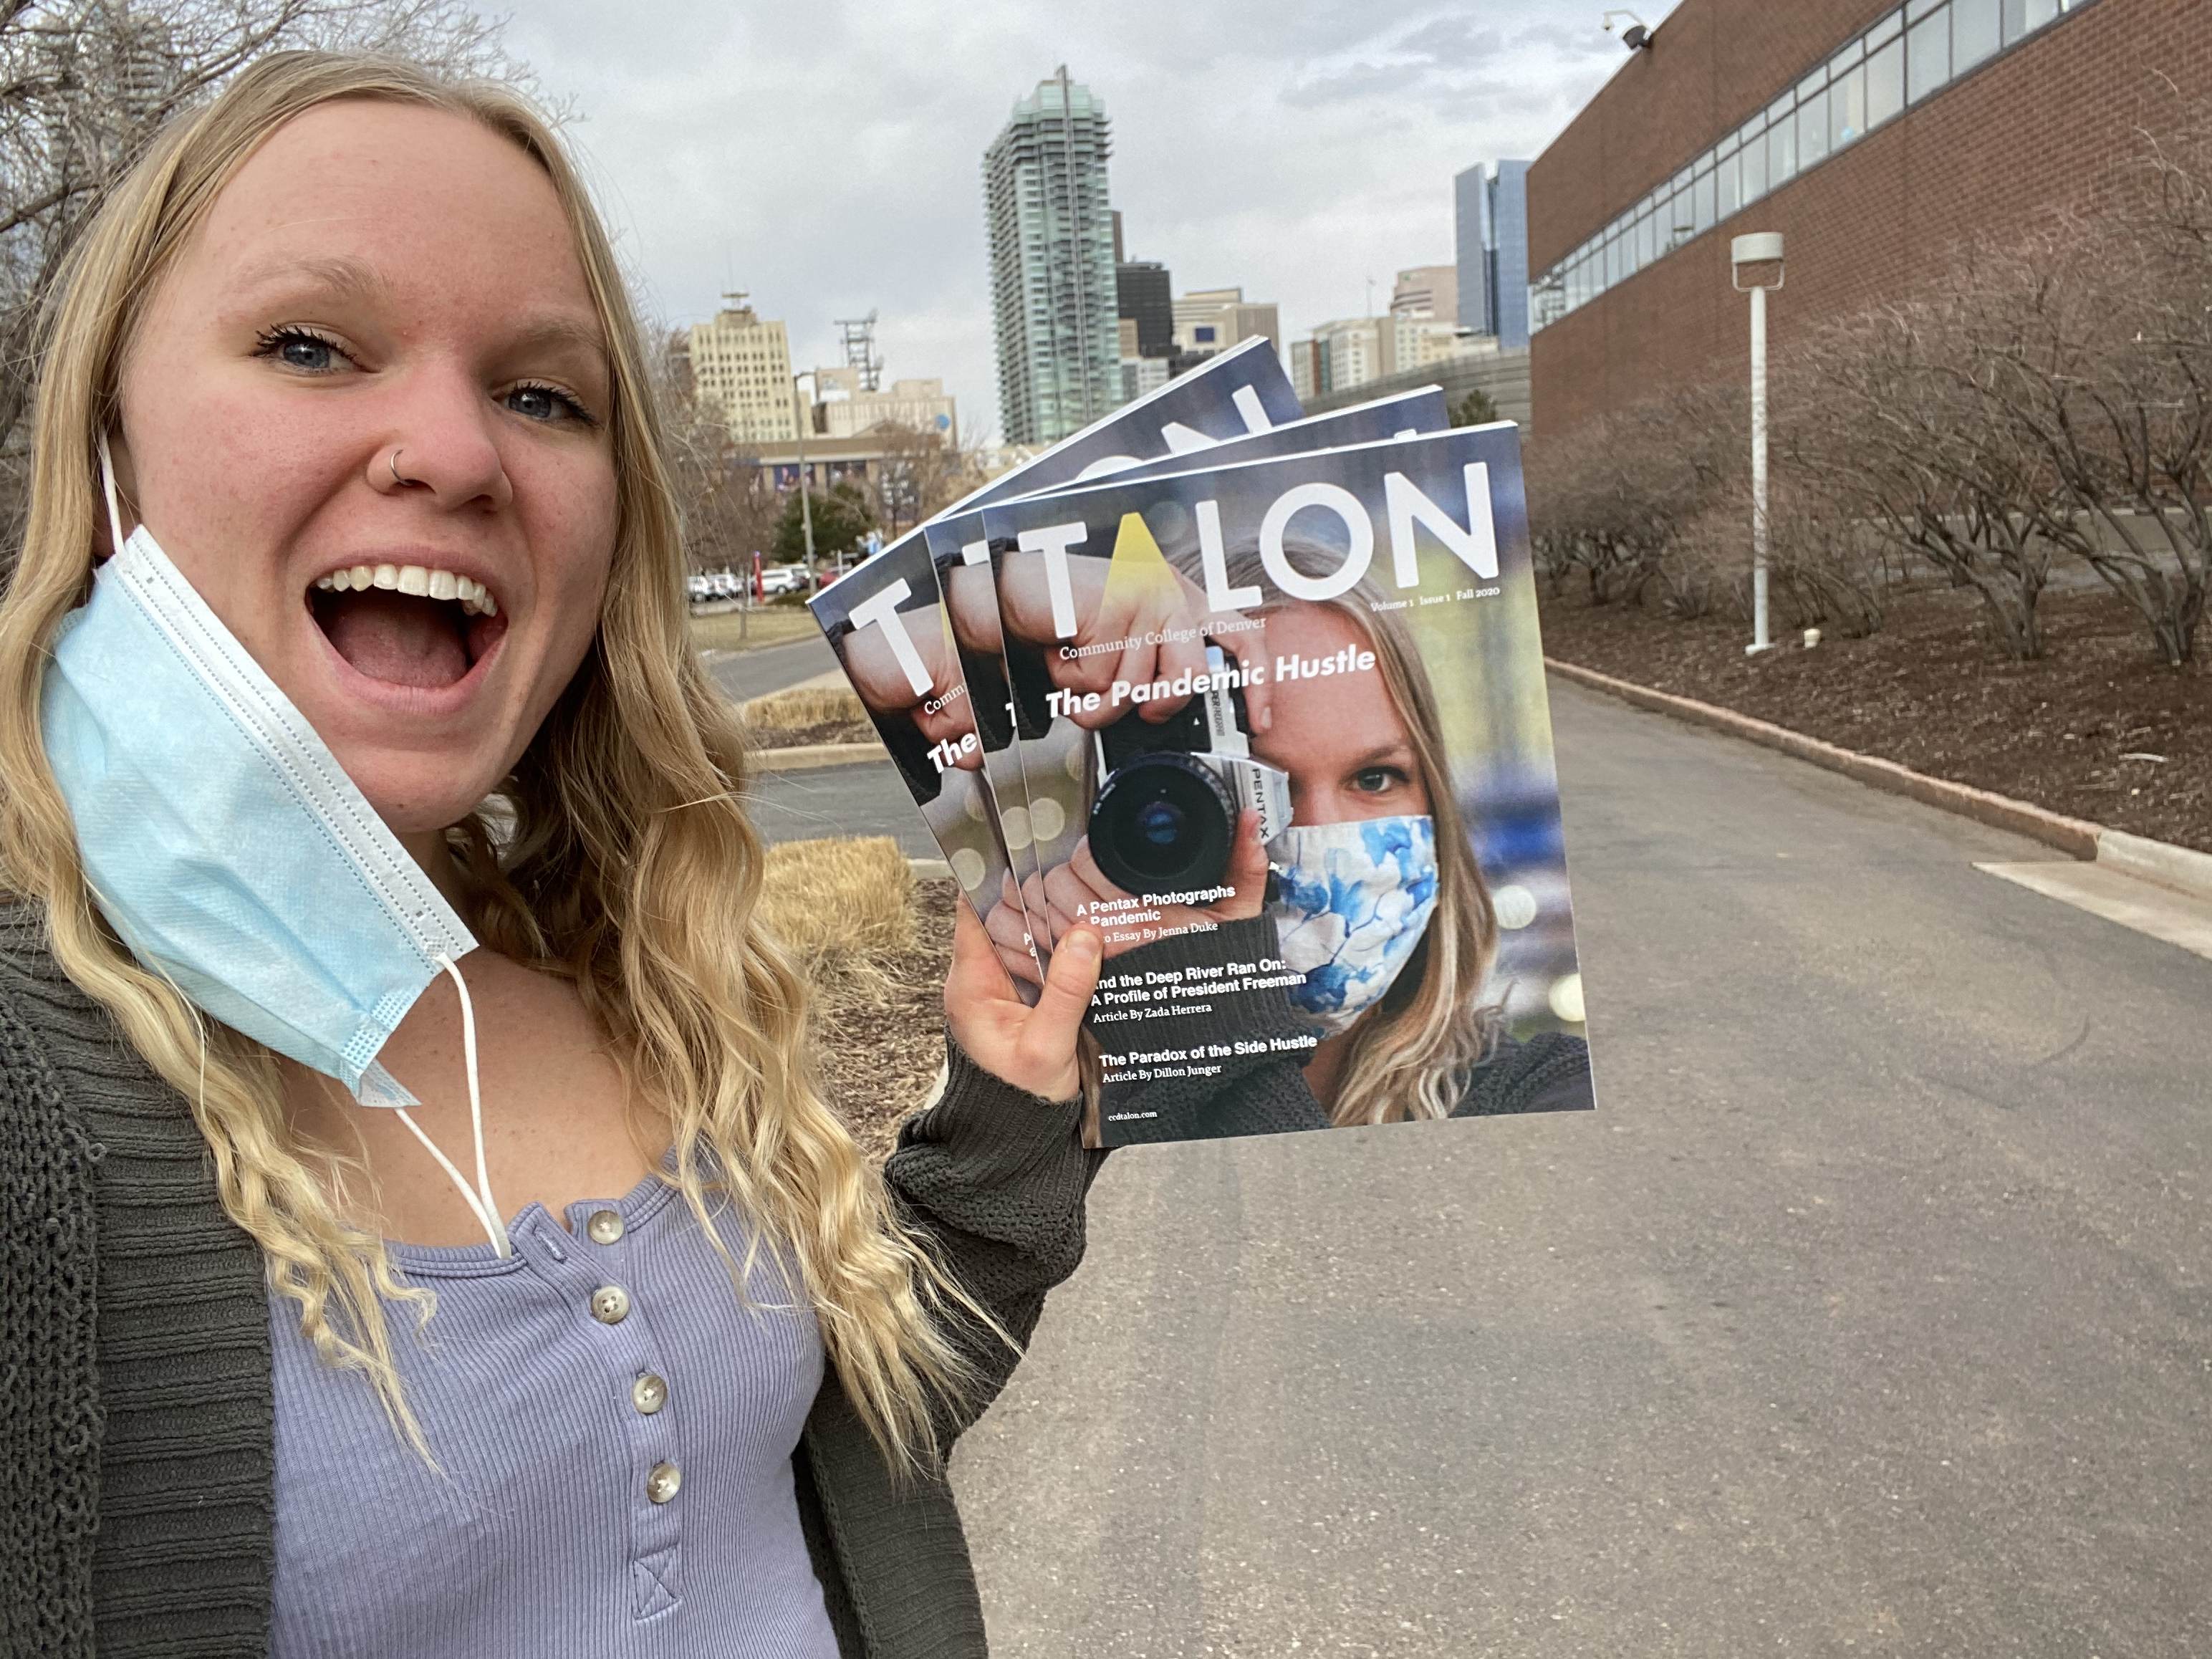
[388,448,410,486]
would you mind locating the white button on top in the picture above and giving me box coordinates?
[633,1372,668,1415]
[590,1285,630,1325]
[586,1209,624,1246]
[645,1461,682,1504]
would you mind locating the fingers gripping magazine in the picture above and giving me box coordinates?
[981,425,1593,1147]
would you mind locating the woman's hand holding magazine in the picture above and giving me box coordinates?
[945,906,1102,1100]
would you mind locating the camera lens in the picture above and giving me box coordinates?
[1089,751,1236,898]
[1135,799,1185,850]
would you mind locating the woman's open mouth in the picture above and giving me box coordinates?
[308,562,506,691]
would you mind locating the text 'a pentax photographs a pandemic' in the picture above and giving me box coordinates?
[808,344,1593,1147]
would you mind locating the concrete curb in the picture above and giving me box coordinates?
[1544,656,2106,860]
[2096,828,2212,903]
[750,741,888,773]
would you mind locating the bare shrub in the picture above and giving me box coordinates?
[1525,383,1746,610]
[1650,502,1742,621]
[1767,489,1890,637]
[1968,101,2212,665]
[1780,297,2055,659]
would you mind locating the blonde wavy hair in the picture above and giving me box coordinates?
[1178,540,1499,1127]
[0,52,978,1468]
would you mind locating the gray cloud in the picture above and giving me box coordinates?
[1390,17,1508,62]
[502,0,1678,443]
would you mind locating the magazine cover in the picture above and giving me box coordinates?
[920,384,1448,984]
[802,532,1039,981]
[980,425,1592,1147]
[807,339,1303,973]
[1100,384,1451,485]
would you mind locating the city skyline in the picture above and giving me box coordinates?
[502,1,1680,444]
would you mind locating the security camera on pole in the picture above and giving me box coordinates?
[1731,231,1784,656]
[1601,9,1652,49]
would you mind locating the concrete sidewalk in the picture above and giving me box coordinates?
[948,674,2212,1658]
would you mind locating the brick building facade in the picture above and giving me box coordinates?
[1526,0,2206,439]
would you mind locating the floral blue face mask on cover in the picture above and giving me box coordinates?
[1267,814,1440,1037]
[37,443,511,1252]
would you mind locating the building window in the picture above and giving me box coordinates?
[1768,115,1797,189]
[1953,0,2001,69]
[1797,85,1830,168]
[1739,124,1769,201]
[1906,5,1950,102]
[1831,62,1867,146]
[1866,36,1906,126]
[1527,0,2097,332]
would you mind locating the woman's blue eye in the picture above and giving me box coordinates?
[257,329,344,372]
[1354,768,1398,793]
[506,383,587,424]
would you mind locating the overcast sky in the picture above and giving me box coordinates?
[502,0,1680,445]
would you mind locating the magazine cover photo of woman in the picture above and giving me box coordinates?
[989,518,1592,1141]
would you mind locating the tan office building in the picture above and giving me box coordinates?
[811,367,959,446]
[1390,264,1458,322]
[688,297,799,446]
[1292,314,1473,401]
[1171,287,1281,358]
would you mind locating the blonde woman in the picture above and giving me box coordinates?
[0,53,1104,1656]
[1026,540,1591,1141]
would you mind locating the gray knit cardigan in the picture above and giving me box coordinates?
[0,905,1103,1659]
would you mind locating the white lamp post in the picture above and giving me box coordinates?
[1731,231,1784,655]
[792,372,817,583]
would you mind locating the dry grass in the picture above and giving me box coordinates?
[756,835,915,979]
[758,838,953,1163]
[688,606,822,654]
[741,685,868,730]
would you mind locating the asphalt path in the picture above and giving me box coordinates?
[702,631,840,705]
[946,674,2212,1658]
[740,756,939,859]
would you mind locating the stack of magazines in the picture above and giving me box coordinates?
[807,338,1595,1148]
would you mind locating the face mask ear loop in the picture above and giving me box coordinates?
[434,953,506,1257]
[390,1105,507,1254]
[95,430,128,558]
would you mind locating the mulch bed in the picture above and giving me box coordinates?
[810,877,956,1163]
[1537,581,2212,854]
[744,718,880,749]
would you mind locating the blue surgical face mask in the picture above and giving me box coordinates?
[1268,815,1440,1037]
[39,446,509,1251]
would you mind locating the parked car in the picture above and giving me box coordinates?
[758,565,807,597]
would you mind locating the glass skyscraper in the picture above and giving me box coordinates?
[984,71,1122,445]
[1454,160,1531,350]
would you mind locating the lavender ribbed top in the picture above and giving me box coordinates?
[266,1162,839,1657]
